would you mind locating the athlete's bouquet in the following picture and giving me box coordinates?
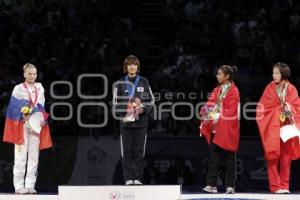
[200,104,219,121]
[123,98,144,122]
[21,105,33,116]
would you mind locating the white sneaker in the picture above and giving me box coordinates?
[27,188,37,194]
[125,180,134,185]
[202,185,218,193]
[226,187,235,194]
[282,189,290,194]
[275,189,286,194]
[15,188,28,194]
[134,180,143,185]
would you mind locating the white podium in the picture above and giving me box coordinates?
[59,185,181,200]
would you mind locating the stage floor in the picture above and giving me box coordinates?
[0,194,56,200]
[181,193,300,200]
[0,193,299,200]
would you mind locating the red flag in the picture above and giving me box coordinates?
[200,82,240,152]
[256,81,300,160]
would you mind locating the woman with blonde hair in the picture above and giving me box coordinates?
[3,63,52,194]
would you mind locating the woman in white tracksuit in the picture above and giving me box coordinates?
[3,63,52,194]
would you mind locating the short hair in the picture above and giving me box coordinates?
[273,62,291,80]
[219,65,238,81]
[123,55,140,74]
[23,63,37,73]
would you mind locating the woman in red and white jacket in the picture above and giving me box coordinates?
[200,65,240,194]
[256,62,300,194]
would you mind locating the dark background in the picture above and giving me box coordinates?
[0,0,300,193]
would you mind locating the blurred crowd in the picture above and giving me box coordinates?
[0,0,141,136]
[1,0,300,137]
[151,0,300,135]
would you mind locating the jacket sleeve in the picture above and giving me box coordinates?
[112,82,127,118]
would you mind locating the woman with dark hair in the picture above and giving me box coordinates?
[256,62,300,194]
[113,55,155,185]
[200,65,240,194]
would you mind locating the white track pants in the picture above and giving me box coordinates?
[13,126,40,190]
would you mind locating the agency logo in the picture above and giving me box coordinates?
[110,191,121,200]
[50,73,263,128]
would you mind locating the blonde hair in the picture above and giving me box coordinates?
[23,63,37,72]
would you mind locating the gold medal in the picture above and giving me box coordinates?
[279,114,286,122]
[209,112,215,120]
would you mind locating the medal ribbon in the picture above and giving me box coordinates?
[23,82,38,107]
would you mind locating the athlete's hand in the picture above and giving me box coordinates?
[40,121,47,127]
[23,114,29,121]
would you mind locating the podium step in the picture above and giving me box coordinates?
[59,185,181,200]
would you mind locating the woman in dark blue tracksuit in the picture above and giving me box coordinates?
[113,55,154,185]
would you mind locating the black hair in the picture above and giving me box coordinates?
[219,65,238,81]
[273,62,291,80]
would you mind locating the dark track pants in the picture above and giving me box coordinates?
[120,127,147,181]
[205,143,236,187]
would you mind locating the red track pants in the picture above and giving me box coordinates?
[267,140,291,193]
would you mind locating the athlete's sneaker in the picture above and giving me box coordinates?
[275,189,288,194]
[134,180,143,185]
[282,189,290,194]
[15,188,28,194]
[125,180,134,185]
[226,187,235,194]
[202,185,218,193]
[27,188,37,194]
